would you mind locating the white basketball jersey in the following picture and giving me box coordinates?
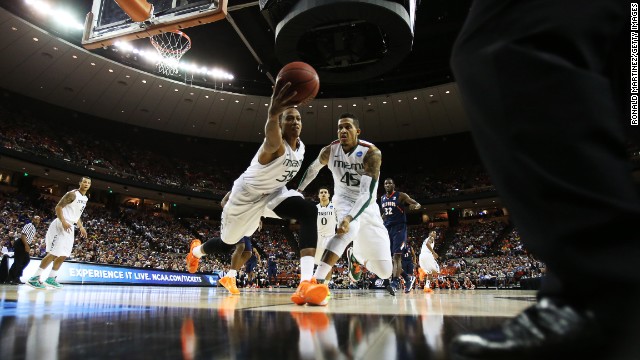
[317,202,337,237]
[328,139,378,203]
[421,236,435,257]
[62,190,88,223]
[240,140,305,194]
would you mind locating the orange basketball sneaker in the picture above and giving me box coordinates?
[291,278,330,306]
[186,239,201,273]
[219,276,240,295]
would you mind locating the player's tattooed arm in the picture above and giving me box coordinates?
[56,191,76,231]
[318,145,331,165]
[362,146,382,181]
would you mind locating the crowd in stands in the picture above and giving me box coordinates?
[445,220,507,258]
[1,180,545,291]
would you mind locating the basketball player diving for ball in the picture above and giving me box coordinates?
[186,80,329,305]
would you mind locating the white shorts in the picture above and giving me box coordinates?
[333,198,392,262]
[315,233,333,265]
[419,253,440,274]
[45,218,75,257]
[220,178,303,245]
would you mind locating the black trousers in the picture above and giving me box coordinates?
[8,238,30,281]
[451,0,640,304]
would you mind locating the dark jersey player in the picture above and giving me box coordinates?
[380,178,421,294]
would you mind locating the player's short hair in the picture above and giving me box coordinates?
[80,176,91,182]
[279,107,299,124]
[384,178,395,184]
[338,112,360,129]
[318,186,331,194]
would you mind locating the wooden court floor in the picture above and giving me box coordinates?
[0,284,537,360]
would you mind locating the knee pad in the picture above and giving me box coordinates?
[324,235,351,258]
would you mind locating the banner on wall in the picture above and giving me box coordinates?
[13,258,222,287]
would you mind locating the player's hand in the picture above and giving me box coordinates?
[79,227,88,238]
[61,220,72,232]
[410,204,421,210]
[268,81,298,117]
[337,217,352,235]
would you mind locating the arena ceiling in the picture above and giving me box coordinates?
[0,1,473,145]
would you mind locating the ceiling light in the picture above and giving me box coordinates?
[108,69,113,72]
[413,97,418,100]
[141,80,146,83]
[445,90,450,94]
[33,37,39,41]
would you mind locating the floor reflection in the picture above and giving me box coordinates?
[0,286,525,359]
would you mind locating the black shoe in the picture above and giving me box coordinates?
[9,279,24,285]
[386,282,396,296]
[450,297,605,359]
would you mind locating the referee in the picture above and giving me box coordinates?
[7,215,40,284]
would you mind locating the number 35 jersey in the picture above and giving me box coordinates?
[241,139,305,194]
[328,139,377,204]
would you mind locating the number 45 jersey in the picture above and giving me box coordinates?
[328,139,378,204]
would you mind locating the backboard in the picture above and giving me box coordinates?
[82,0,227,49]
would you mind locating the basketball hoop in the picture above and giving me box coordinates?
[150,30,191,76]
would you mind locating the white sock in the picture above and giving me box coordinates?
[49,270,58,278]
[426,280,431,288]
[34,268,44,277]
[314,262,332,281]
[226,270,237,278]
[300,256,314,282]
[193,245,204,258]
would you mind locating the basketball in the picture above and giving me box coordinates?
[276,61,320,105]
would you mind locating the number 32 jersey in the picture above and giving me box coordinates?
[241,140,305,194]
[328,139,376,203]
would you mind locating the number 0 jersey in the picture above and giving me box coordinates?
[317,201,338,237]
[328,139,377,203]
[240,140,305,194]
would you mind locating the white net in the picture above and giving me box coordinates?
[150,30,191,76]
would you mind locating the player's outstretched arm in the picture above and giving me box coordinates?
[260,81,297,162]
[399,192,421,210]
[297,145,330,192]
